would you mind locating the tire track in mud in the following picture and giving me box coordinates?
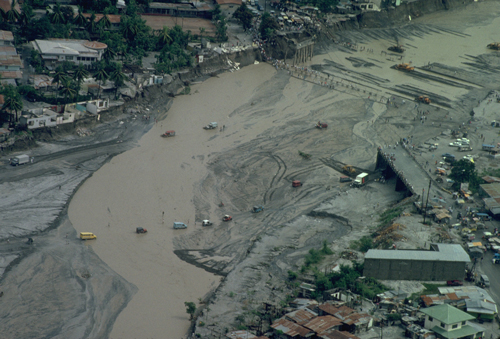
[263,154,287,204]
[283,162,324,181]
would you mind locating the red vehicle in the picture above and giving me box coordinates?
[136,227,148,234]
[223,215,232,222]
[292,180,303,187]
[161,130,176,137]
[447,280,463,286]
[316,121,328,129]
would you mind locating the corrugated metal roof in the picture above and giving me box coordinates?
[365,244,470,262]
[321,331,361,339]
[271,318,313,337]
[285,308,318,324]
[0,30,14,41]
[303,316,342,333]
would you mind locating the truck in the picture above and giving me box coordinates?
[352,173,368,187]
[203,122,218,130]
[173,222,188,229]
[10,154,30,166]
[458,145,472,152]
[80,232,97,240]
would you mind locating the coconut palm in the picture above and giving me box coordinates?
[51,67,68,90]
[158,26,172,47]
[93,64,108,99]
[73,6,87,27]
[86,13,99,36]
[2,89,23,122]
[19,3,34,26]
[109,64,127,99]
[102,46,117,62]
[73,63,90,94]
[98,14,111,30]
[59,78,77,102]
[49,3,65,24]
[6,0,20,23]
[199,27,205,41]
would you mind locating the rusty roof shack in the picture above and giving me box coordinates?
[285,308,318,325]
[271,318,314,338]
[302,315,342,334]
[320,330,361,339]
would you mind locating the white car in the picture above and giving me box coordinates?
[463,155,474,161]
[449,142,462,147]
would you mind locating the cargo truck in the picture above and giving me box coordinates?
[10,154,30,166]
[352,173,368,187]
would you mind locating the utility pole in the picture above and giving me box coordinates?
[423,179,432,224]
[421,188,425,214]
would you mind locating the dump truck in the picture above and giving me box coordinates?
[202,220,213,226]
[416,96,431,104]
[161,130,175,137]
[136,227,147,233]
[352,173,368,187]
[342,165,356,174]
[340,176,352,183]
[292,180,303,187]
[10,154,30,166]
[388,45,405,53]
[203,122,218,130]
[223,215,232,222]
[395,63,414,71]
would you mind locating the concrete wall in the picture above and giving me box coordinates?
[364,258,466,281]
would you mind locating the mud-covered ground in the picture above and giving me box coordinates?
[1,1,500,338]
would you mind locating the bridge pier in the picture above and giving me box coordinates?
[376,147,414,197]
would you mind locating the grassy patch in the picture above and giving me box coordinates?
[378,207,403,226]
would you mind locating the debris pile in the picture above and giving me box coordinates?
[76,128,93,137]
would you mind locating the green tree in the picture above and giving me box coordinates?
[19,3,34,27]
[73,63,90,93]
[233,4,253,31]
[98,14,111,30]
[158,26,172,47]
[93,62,109,99]
[49,3,66,24]
[86,13,100,36]
[1,85,23,122]
[6,0,20,23]
[51,67,69,90]
[73,6,87,27]
[198,27,205,41]
[102,47,117,62]
[184,302,196,320]
[109,63,127,99]
[59,78,77,102]
[259,12,279,39]
[449,159,481,190]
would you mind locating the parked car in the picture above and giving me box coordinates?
[447,280,463,286]
[442,153,455,158]
[449,142,462,147]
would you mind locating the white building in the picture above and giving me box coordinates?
[31,39,107,70]
[19,108,75,129]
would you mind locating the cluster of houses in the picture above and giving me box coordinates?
[235,282,495,339]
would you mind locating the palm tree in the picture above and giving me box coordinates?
[109,64,127,99]
[19,3,33,26]
[121,18,139,41]
[73,63,90,95]
[2,91,23,122]
[59,78,77,102]
[102,47,117,62]
[98,14,111,30]
[86,13,99,36]
[199,27,205,42]
[51,67,68,90]
[73,6,86,27]
[158,26,172,47]
[6,0,20,23]
[93,64,108,99]
[49,3,65,24]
